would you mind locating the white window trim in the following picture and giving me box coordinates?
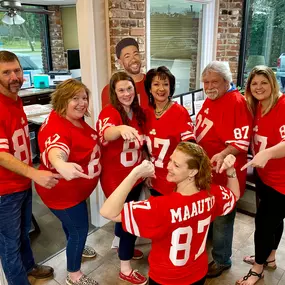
[146,0,218,89]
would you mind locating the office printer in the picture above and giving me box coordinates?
[49,70,72,86]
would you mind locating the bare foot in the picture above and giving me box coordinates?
[236,265,264,285]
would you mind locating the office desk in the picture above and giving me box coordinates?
[19,88,54,106]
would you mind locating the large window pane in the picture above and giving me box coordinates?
[0,5,50,81]
[243,0,285,91]
[149,1,203,94]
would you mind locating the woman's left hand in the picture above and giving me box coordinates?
[219,154,236,173]
[241,150,271,171]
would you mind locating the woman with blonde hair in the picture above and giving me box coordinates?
[36,79,101,285]
[101,142,240,285]
[237,66,285,285]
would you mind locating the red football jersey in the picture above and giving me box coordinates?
[122,184,236,285]
[252,95,285,194]
[97,105,144,197]
[101,74,149,110]
[195,90,252,195]
[145,103,195,195]
[36,110,101,209]
[0,94,32,195]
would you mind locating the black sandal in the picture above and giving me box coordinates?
[237,269,264,285]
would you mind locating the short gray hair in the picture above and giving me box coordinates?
[202,61,232,83]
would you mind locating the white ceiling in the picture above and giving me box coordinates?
[21,0,76,5]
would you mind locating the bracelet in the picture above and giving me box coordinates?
[227,170,237,178]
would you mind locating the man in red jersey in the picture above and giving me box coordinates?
[0,51,59,285]
[194,61,252,278]
[101,37,148,109]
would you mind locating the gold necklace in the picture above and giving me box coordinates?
[155,100,171,116]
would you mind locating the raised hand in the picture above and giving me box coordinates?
[219,154,236,173]
[241,150,271,171]
[134,160,156,179]
[55,161,92,181]
[211,152,226,173]
[118,125,142,143]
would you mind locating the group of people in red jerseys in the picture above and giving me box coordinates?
[0,37,285,285]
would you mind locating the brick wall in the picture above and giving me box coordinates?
[108,0,146,73]
[216,0,243,83]
[47,6,67,70]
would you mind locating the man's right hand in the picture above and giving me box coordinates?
[33,170,61,189]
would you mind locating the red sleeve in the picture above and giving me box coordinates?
[221,93,253,153]
[0,119,9,153]
[96,106,121,146]
[101,85,110,109]
[39,114,71,170]
[211,184,236,217]
[179,105,196,141]
[121,198,164,239]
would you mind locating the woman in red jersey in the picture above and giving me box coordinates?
[101,142,240,285]
[144,66,195,196]
[96,72,147,285]
[237,66,285,285]
[36,79,101,285]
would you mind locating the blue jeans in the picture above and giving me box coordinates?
[211,207,236,266]
[50,200,89,272]
[0,189,35,285]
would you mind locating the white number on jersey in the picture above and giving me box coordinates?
[12,125,30,164]
[234,126,249,140]
[88,144,101,178]
[195,114,214,143]
[131,201,151,210]
[169,216,211,266]
[279,125,285,139]
[121,139,141,167]
[252,134,268,155]
[145,136,170,168]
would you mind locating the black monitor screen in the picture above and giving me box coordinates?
[67,49,80,70]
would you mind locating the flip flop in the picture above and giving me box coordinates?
[243,255,277,270]
[236,269,264,285]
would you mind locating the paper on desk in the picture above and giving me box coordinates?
[23,104,52,117]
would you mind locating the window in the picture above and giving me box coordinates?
[0,5,51,81]
[242,0,285,91]
[147,0,217,94]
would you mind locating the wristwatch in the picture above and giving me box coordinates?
[227,170,237,178]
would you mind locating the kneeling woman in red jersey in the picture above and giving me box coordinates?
[96,72,147,284]
[237,66,285,285]
[36,79,101,285]
[144,66,195,197]
[101,142,240,285]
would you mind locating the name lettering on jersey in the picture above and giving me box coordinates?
[149,129,156,135]
[253,125,258,132]
[170,196,215,223]
[204,108,209,114]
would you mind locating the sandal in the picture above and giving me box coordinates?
[243,255,277,270]
[236,269,264,285]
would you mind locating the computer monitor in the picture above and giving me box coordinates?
[67,49,81,70]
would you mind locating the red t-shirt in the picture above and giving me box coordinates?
[101,74,148,110]
[195,90,253,196]
[97,105,144,197]
[36,110,101,209]
[145,103,195,195]
[0,94,31,195]
[252,95,285,194]
[122,184,236,285]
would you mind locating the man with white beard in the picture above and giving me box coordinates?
[195,61,253,278]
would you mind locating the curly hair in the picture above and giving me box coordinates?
[109,71,146,127]
[51,78,90,117]
[176,142,212,190]
[144,66,176,108]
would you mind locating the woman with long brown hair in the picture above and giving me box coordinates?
[101,142,240,285]
[96,71,147,284]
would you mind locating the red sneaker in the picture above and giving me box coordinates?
[116,248,144,260]
[119,270,147,285]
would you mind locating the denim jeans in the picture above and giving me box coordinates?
[115,182,142,260]
[0,189,35,285]
[211,207,237,266]
[50,200,89,272]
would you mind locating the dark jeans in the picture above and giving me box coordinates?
[0,189,35,285]
[148,276,206,285]
[254,176,285,265]
[115,183,142,260]
[50,200,89,272]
